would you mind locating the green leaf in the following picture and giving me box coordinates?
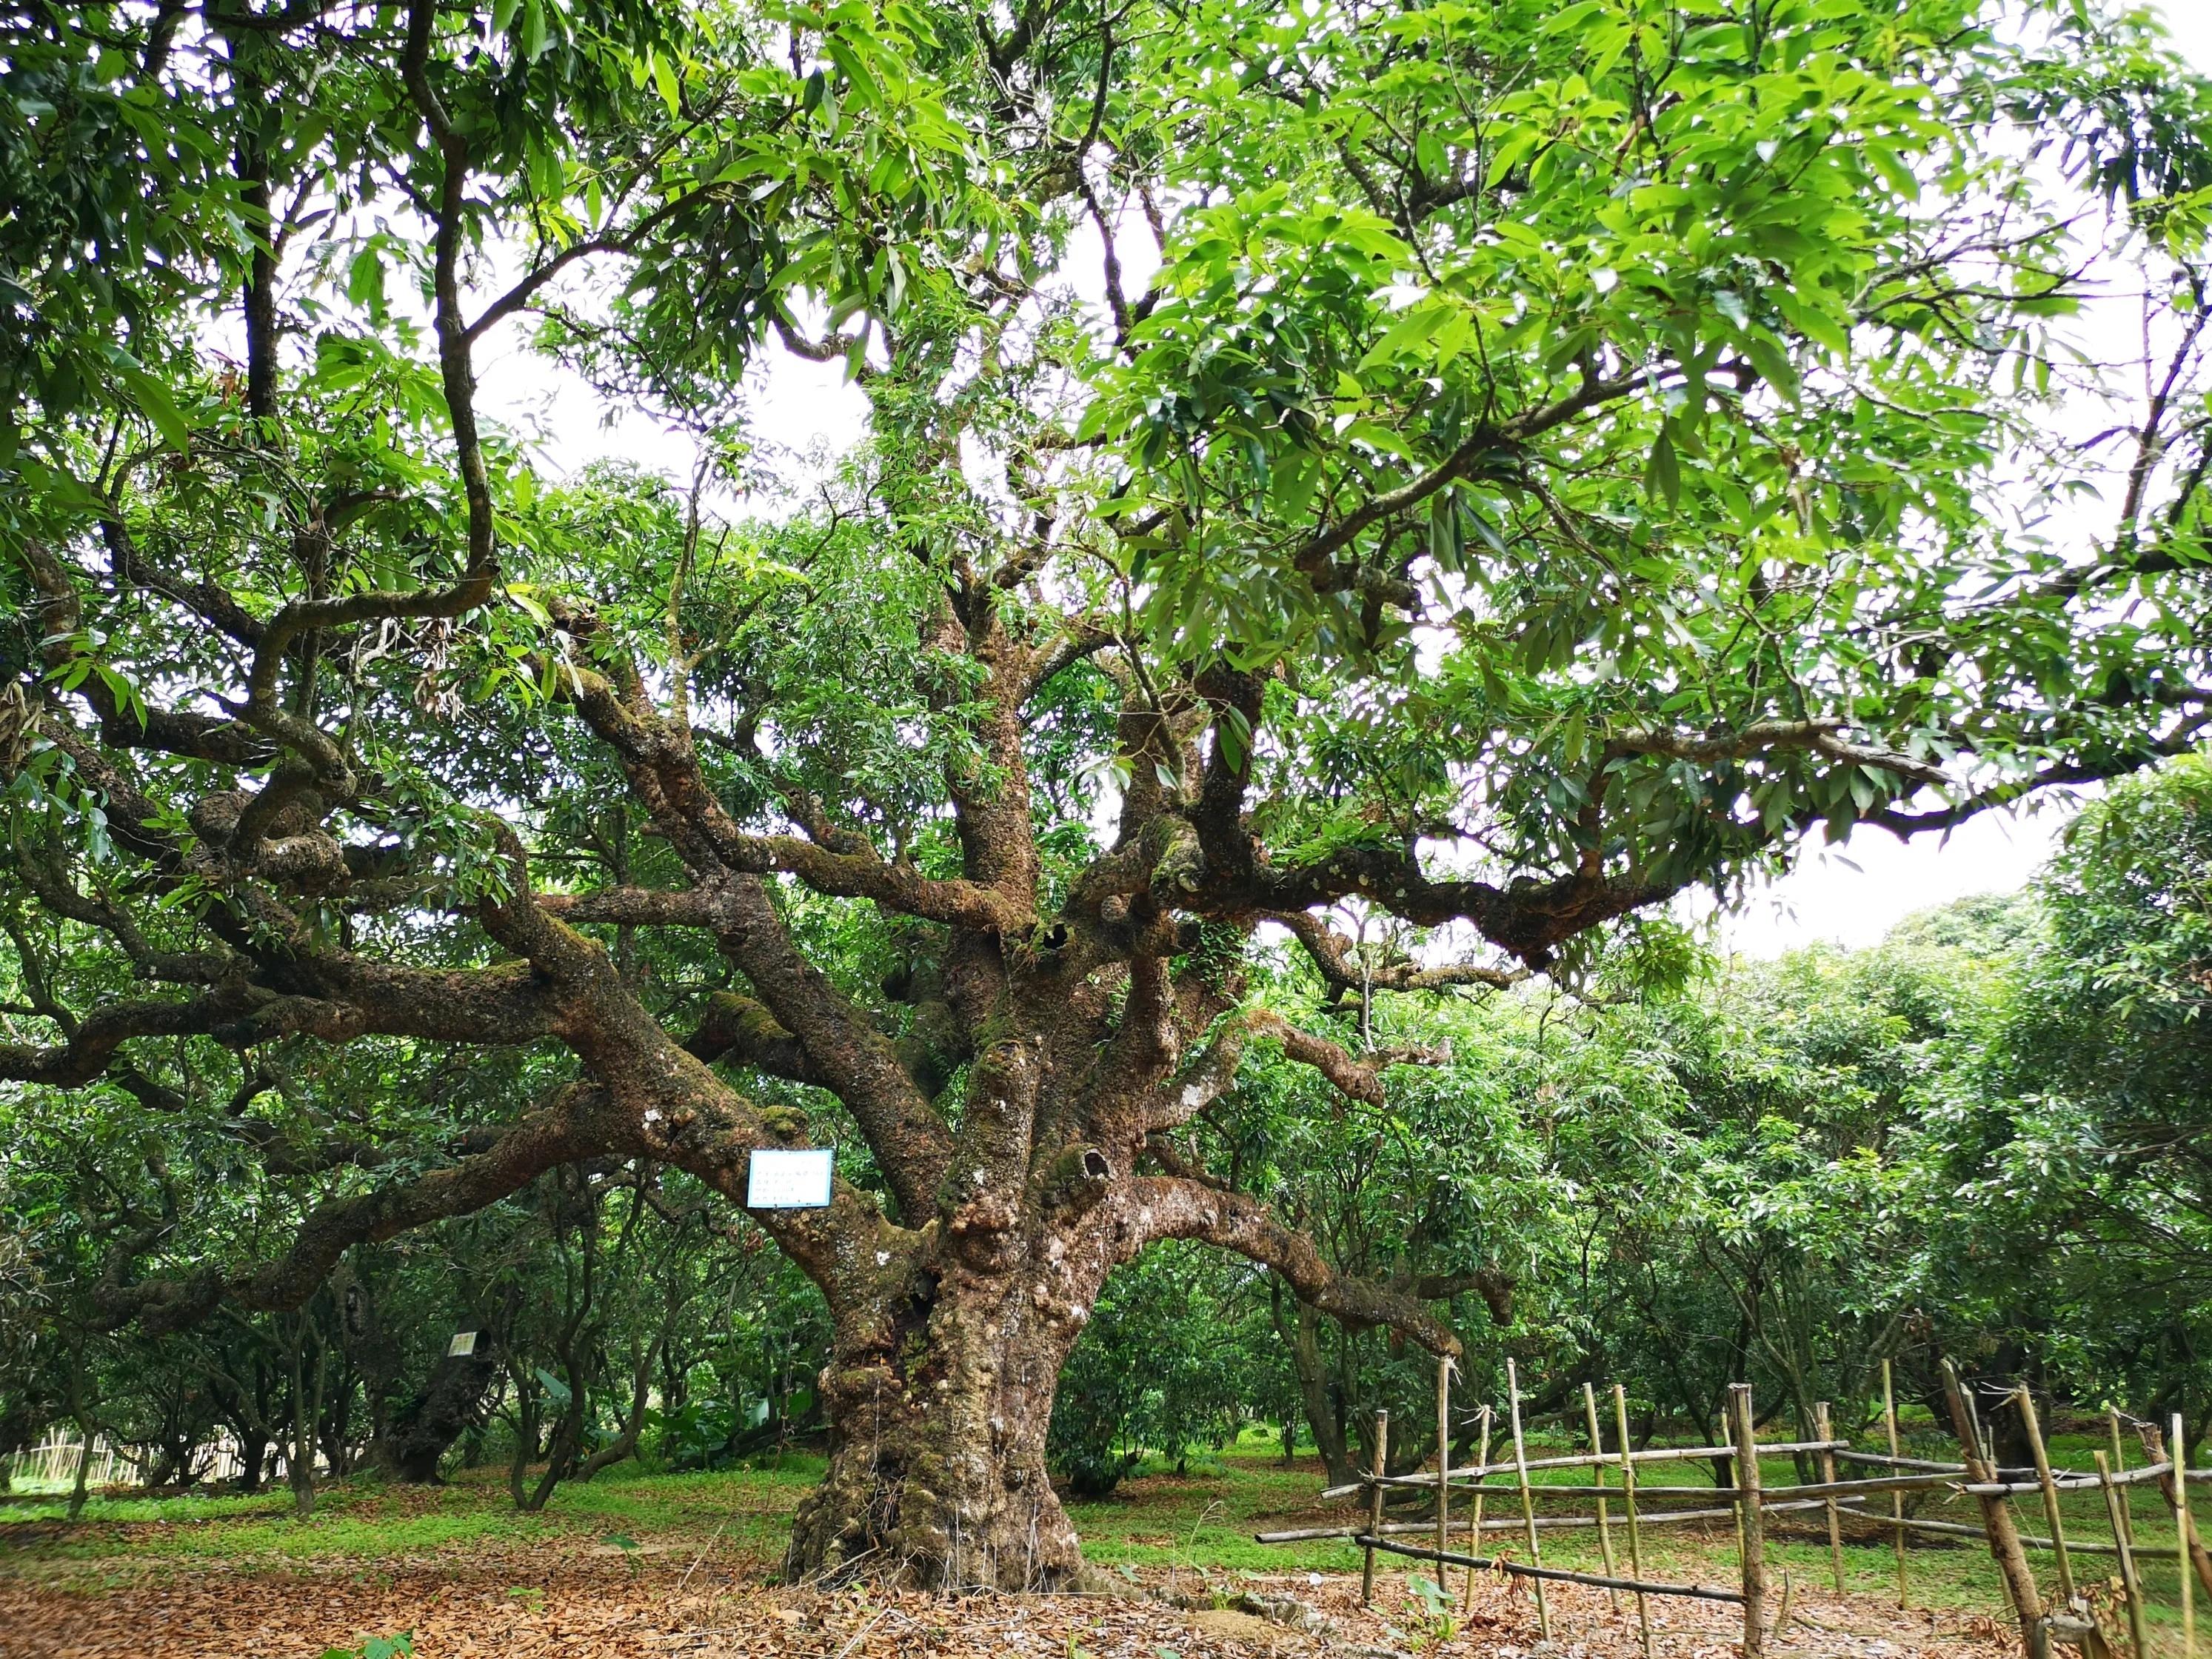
[1771,288,1851,358]
[347,245,386,314]
[1485,130,1537,189]
[518,0,548,60]
[114,361,192,450]
[1415,130,1449,182]
[1645,425,1680,506]
[1360,302,1451,370]
[13,455,112,519]
[1741,333,1800,402]
[1540,0,1607,34]
[1214,701,1252,772]
[1270,453,1321,521]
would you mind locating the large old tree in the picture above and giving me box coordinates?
[6,0,2212,1586]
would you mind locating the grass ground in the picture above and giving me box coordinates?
[0,1425,2196,1658]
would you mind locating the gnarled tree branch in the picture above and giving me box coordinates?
[1124,1176,1463,1356]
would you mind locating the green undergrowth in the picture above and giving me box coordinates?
[1,1426,2199,1653]
[0,1455,824,1586]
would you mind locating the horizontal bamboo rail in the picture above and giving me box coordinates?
[1837,1449,2039,1478]
[1356,1480,1748,1502]
[1836,1502,2185,1560]
[1948,1462,2175,1498]
[1354,1532,1747,1603]
[1324,1463,2181,1509]
[1432,1470,1960,1503]
[1838,1448,2212,1489]
[1319,1439,1850,1500]
[1260,1496,1844,1544]
[1779,1461,2179,1501]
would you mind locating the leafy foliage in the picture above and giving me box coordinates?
[5,0,2212,1580]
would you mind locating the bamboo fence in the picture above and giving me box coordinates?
[1,1428,308,1492]
[3,1432,127,1491]
[1260,1360,2212,1659]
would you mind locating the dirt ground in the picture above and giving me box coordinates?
[0,1543,2022,1659]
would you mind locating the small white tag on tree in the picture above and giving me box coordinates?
[447,1330,478,1358]
[747,1146,835,1209]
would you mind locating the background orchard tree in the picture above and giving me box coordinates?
[1917,761,2212,1463]
[7,0,2212,1590]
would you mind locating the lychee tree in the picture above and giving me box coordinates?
[5,0,2212,1588]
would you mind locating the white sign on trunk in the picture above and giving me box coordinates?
[447,1330,478,1358]
[746,1146,835,1209]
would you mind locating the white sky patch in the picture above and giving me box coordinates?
[1708,801,2075,957]
[2159,4,2212,70]
[473,304,869,502]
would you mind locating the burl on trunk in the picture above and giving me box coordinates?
[788,1263,1086,1586]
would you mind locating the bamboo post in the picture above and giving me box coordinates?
[2017,1386,2076,1609]
[2179,1413,2197,1659]
[2110,1409,2136,1549]
[2139,1418,2212,1602]
[1942,1359,2048,1659]
[1437,1356,1452,1585]
[1731,1383,1769,1658]
[1584,1382,1620,1610]
[1463,1404,1493,1614]
[1733,1419,1748,1565]
[1816,1401,1845,1595]
[2098,1449,2149,1658]
[1615,1383,1655,1659]
[1362,1409,1389,1605]
[1507,1358,1551,1640]
[1884,1359,1909,1609]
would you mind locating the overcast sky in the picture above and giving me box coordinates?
[2163,4,2212,70]
[484,5,2212,961]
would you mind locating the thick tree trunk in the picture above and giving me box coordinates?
[0,1400,34,1492]
[371,1340,500,1483]
[1267,1278,1357,1487]
[66,1410,95,1522]
[783,1271,1089,1590]
[235,1428,270,1492]
[1293,1304,1358,1488]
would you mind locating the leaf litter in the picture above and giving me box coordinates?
[0,1534,2025,1659]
